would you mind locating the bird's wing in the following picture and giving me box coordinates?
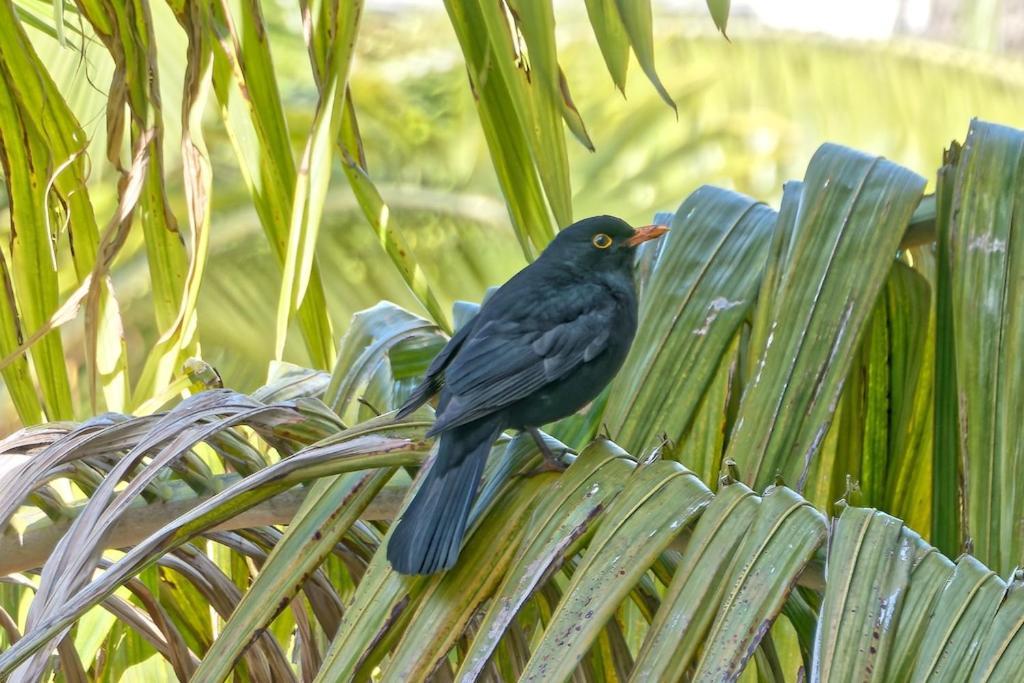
[396,314,479,419]
[429,299,614,433]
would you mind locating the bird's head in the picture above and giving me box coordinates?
[542,215,669,271]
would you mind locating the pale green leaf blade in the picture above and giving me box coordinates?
[947,119,1024,575]
[631,480,760,681]
[337,153,451,332]
[744,180,803,381]
[0,252,43,423]
[275,0,363,360]
[444,0,562,244]
[882,261,933,531]
[127,0,212,407]
[932,142,962,557]
[970,573,1024,682]
[672,332,740,485]
[811,507,917,681]
[472,0,574,227]
[457,442,636,680]
[312,434,527,681]
[909,556,1005,681]
[725,144,927,489]
[379,476,549,680]
[583,0,630,92]
[322,302,440,421]
[275,89,339,361]
[506,0,594,150]
[312,542,415,682]
[706,0,731,37]
[2,0,129,415]
[842,295,891,506]
[603,187,775,455]
[90,279,128,413]
[613,0,675,111]
[884,546,955,681]
[0,7,74,420]
[76,0,192,405]
[209,0,335,369]
[520,461,713,681]
[692,485,827,679]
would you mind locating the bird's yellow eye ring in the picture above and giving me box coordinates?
[592,233,613,249]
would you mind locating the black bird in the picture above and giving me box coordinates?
[387,215,668,574]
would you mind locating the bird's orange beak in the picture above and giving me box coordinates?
[626,224,669,247]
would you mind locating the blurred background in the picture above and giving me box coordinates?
[3,0,1024,430]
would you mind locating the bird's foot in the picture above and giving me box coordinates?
[524,427,576,474]
[520,453,571,477]
[522,449,575,477]
[541,447,574,470]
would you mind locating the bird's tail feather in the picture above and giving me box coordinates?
[387,418,503,575]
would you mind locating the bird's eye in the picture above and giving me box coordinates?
[592,233,613,249]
